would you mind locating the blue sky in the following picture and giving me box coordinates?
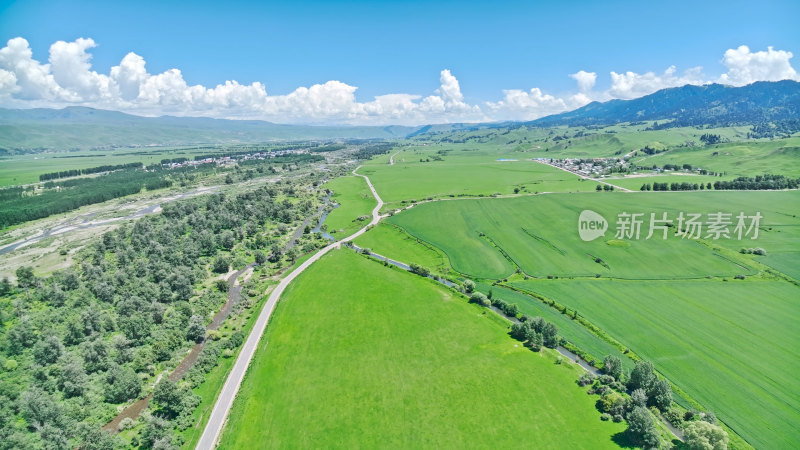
[0,0,798,124]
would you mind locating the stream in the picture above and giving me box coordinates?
[311,193,338,241]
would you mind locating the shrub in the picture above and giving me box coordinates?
[409,263,430,277]
[598,375,615,385]
[212,256,231,274]
[663,407,684,427]
[462,280,475,293]
[118,417,136,431]
[600,413,611,421]
[214,279,228,292]
[468,292,491,307]
[684,420,729,450]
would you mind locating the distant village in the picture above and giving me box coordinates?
[536,157,629,177]
[536,157,715,178]
[161,148,310,169]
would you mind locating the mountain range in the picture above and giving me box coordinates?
[526,80,800,128]
[1,80,798,152]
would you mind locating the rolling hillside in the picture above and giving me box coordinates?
[0,107,420,152]
[527,80,800,130]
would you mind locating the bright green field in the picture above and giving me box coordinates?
[360,148,594,206]
[631,137,800,178]
[413,124,754,159]
[510,278,800,449]
[219,250,626,448]
[322,175,376,237]
[534,127,750,158]
[353,219,638,367]
[354,223,450,274]
[352,224,632,370]
[388,191,800,280]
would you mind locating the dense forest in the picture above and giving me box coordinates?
[353,142,395,159]
[0,175,326,449]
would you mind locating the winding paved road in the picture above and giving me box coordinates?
[195,167,383,449]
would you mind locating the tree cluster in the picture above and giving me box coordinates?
[643,181,711,191]
[353,143,395,160]
[699,134,723,145]
[509,316,559,351]
[0,180,316,448]
[579,358,682,448]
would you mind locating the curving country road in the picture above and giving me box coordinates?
[195,167,383,449]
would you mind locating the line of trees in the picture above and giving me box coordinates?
[38,162,144,181]
[640,174,800,192]
[714,174,800,190]
[643,182,711,191]
[1,168,175,228]
[161,157,188,165]
[310,144,346,153]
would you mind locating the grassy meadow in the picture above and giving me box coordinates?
[322,175,376,237]
[359,147,595,206]
[219,250,626,448]
[353,222,451,273]
[411,124,755,158]
[388,191,800,280]
[630,137,800,178]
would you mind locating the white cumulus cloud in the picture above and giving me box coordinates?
[486,88,569,121]
[607,65,706,99]
[0,37,68,101]
[48,38,114,101]
[718,45,800,86]
[570,70,597,92]
[0,37,797,125]
[110,52,148,101]
[486,71,600,121]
